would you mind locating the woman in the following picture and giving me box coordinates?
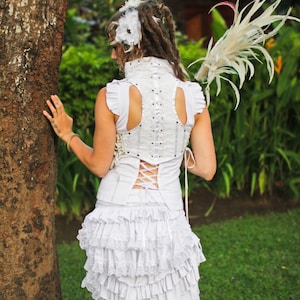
[43,0,216,299]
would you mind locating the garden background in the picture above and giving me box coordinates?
[56,1,300,299]
[56,0,300,221]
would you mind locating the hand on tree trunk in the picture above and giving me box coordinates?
[43,95,74,142]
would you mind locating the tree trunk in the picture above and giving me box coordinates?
[0,0,68,298]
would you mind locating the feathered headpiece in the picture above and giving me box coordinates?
[115,9,142,52]
[119,0,145,12]
[192,0,300,108]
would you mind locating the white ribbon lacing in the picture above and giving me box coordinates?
[184,147,196,223]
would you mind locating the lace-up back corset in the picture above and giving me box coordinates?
[133,160,159,190]
[98,57,206,206]
[122,61,192,165]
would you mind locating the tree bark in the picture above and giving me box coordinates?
[0,0,68,298]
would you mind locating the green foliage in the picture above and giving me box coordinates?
[64,8,91,45]
[64,0,123,45]
[56,6,300,219]
[179,14,300,201]
[59,42,120,129]
[57,209,300,299]
[56,26,124,220]
[57,42,121,220]
[56,129,100,220]
[178,38,207,80]
[210,8,228,41]
[221,23,300,198]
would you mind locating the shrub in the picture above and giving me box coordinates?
[56,42,121,219]
[56,8,300,219]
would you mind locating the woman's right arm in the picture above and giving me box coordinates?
[188,107,216,181]
[65,88,116,178]
[43,89,116,178]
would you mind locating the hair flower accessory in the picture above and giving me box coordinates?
[119,0,145,12]
[115,9,142,52]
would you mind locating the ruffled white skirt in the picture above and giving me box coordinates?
[77,189,205,300]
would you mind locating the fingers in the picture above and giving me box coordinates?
[51,95,61,109]
[49,95,63,114]
[43,95,73,138]
[45,100,56,117]
[43,95,64,117]
[42,109,52,121]
[42,95,61,134]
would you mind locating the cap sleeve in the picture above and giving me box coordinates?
[106,79,131,132]
[106,79,121,115]
[178,80,206,127]
[187,81,206,114]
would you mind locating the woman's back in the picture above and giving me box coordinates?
[96,57,205,204]
[107,57,205,164]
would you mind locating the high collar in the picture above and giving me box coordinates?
[124,56,175,79]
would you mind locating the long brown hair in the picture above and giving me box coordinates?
[106,0,187,81]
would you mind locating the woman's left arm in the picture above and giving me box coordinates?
[43,89,116,178]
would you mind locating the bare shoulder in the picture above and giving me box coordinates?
[96,87,107,103]
[94,87,111,112]
[194,106,210,123]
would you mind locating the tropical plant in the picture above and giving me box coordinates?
[56,42,121,219]
[56,128,100,220]
[206,21,300,199]
[59,42,121,129]
[56,4,300,219]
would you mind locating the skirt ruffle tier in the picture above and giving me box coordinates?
[77,193,205,300]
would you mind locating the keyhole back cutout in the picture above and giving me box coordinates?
[127,85,142,131]
[175,87,187,125]
[126,85,187,131]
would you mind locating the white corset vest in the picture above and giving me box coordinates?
[96,57,206,209]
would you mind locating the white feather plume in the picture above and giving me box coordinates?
[192,0,300,108]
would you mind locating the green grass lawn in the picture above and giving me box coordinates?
[57,209,300,300]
